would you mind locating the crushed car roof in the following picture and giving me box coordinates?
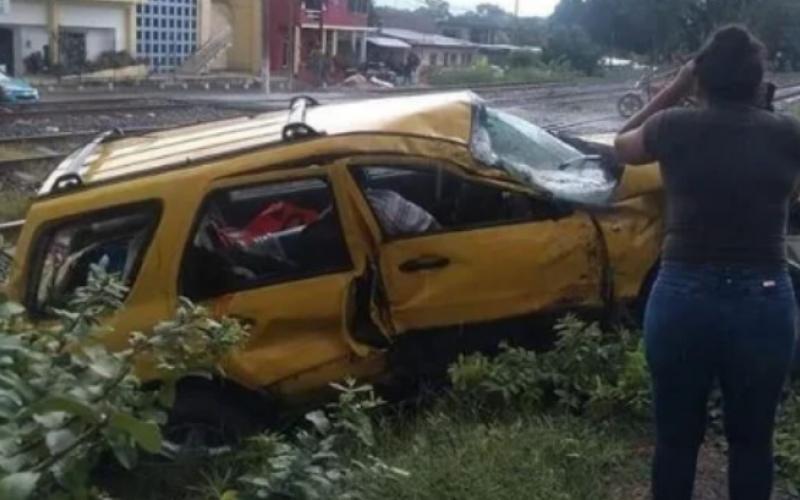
[39,92,477,194]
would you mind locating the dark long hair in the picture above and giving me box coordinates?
[694,25,766,103]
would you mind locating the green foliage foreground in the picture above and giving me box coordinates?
[0,262,248,499]
[3,260,800,500]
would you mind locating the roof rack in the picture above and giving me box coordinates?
[39,128,125,195]
[282,95,324,142]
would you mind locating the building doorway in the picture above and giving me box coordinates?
[60,31,87,70]
[0,27,13,75]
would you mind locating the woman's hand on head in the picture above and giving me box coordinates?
[615,62,695,166]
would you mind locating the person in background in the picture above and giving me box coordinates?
[405,52,421,86]
[615,25,800,500]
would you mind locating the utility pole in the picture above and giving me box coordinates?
[289,0,296,91]
[262,0,271,94]
[319,0,325,52]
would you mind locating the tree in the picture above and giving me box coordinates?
[548,0,800,64]
[418,0,451,21]
[476,3,506,18]
[543,24,602,75]
[513,17,548,47]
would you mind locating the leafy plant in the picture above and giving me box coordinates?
[449,343,544,411]
[776,386,800,494]
[0,261,248,500]
[232,379,408,500]
[448,315,650,420]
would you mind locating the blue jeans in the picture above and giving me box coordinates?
[645,261,797,500]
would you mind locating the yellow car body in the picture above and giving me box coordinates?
[6,92,664,401]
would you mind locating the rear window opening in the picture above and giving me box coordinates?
[180,177,352,302]
[29,203,161,315]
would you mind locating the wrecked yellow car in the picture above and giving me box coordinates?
[6,92,664,433]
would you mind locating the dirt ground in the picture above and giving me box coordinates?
[619,442,797,500]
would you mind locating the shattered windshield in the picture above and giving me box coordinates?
[471,105,618,205]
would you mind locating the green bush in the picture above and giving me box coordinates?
[449,343,544,412]
[0,262,248,500]
[427,65,500,86]
[226,379,408,500]
[776,387,800,494]
[508,50,541,69]
[448,315,650,420]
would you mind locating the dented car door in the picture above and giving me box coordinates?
[177,166,381,395]
[346,159,604,335]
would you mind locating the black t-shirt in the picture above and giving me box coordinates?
[643,103,800,264]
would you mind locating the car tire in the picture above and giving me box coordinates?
[617,93,645,118]
[161,377,268,460]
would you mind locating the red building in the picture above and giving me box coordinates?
[268,0,370,77]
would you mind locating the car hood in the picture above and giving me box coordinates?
[1,78,35,92]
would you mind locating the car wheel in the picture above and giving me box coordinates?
[617,93,645,118]
[161,378,267,461]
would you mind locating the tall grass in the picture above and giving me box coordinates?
[351,409,647,500]
[427,61,578,87]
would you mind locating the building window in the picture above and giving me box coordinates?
[430,53,438,66]
[135,0,199,72]
[348,0,368,13]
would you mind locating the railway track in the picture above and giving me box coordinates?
[2,79,800,176]
[0,98,196,121]
[0,125,172,173]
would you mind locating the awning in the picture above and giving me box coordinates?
[367,36,412,50]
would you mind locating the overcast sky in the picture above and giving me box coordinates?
[375,0,559,18]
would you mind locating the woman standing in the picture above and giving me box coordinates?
[615,25,800,500]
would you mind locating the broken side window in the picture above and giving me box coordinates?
[352,165,572,239]
[180,177,352,301]
[471,105,619,205]
[32,202,160,315]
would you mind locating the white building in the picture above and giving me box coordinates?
[0,0,139,76]
[377,28,478,69]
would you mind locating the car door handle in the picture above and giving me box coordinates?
[399,255,451,273]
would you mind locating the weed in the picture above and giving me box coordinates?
[0,262,248,500]
[353,410,643,500]
[228,379,408,500]
[448,315,651,420]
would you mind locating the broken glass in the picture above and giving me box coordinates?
[471,105,619,205]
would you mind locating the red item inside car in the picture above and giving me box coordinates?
[215,202,319,248]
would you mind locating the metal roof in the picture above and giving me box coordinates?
[367,36,412,49]
[40,92,477,193]
[378,28,476,49]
